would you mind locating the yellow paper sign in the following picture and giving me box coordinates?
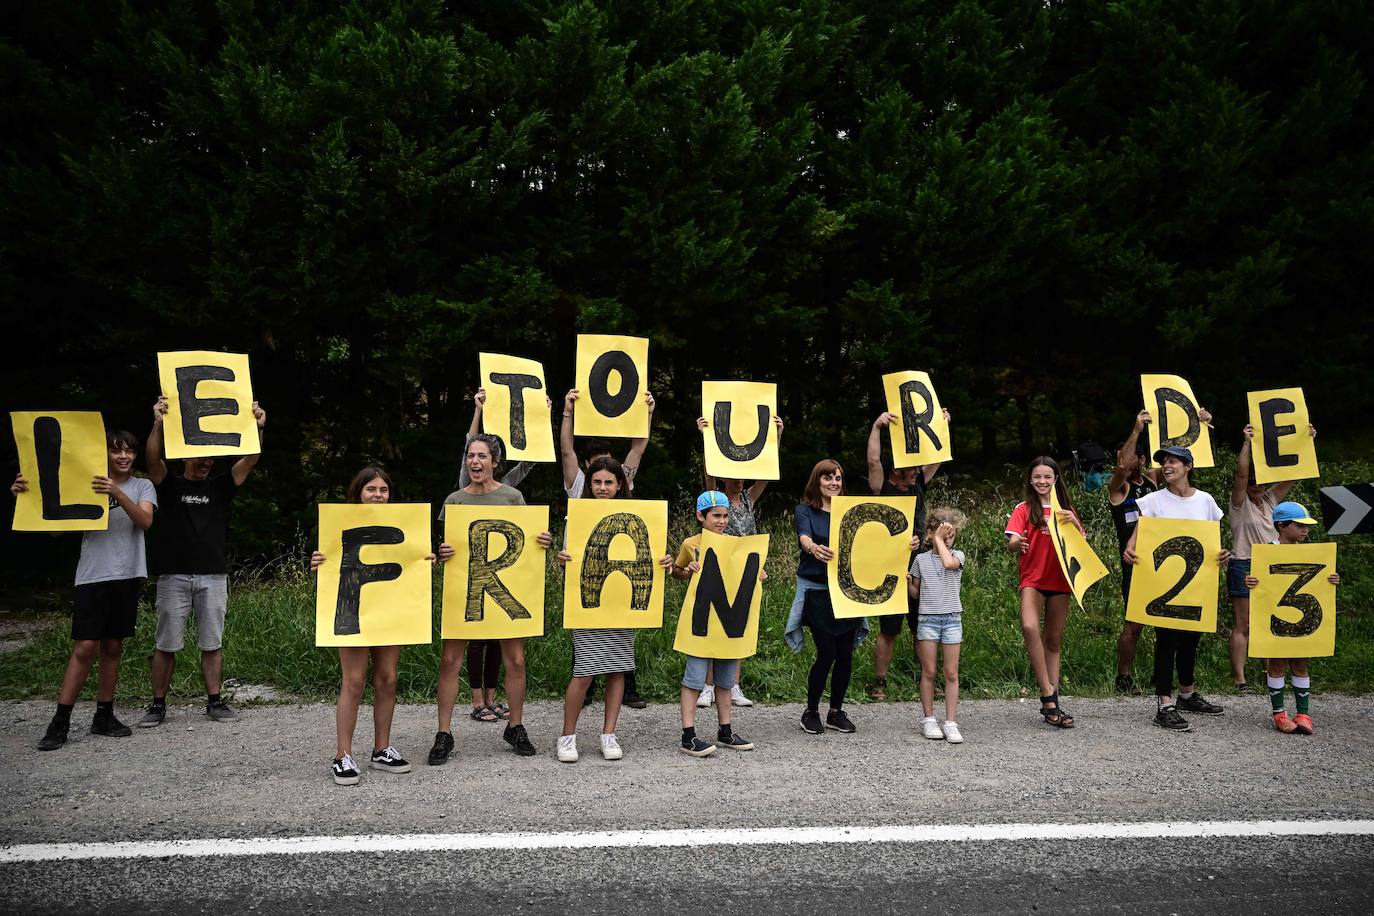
[828,495,916,619]
[1140,374,1213,469]
[701,381,779,481]
[158,351,259,459]
[10,411,108,532]
[314,503,432,647]
[1246,387,1318,485]
[573,334,649,438]
[1047,488,1109,609]
[882,370,953,468]
[1248,542,1337,658]
[673,530,769,660]
[562,498,667,629]
[441,505,548,640]
[1125,517,1222,633]
[479,353,555,463]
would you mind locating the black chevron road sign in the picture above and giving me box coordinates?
[1320,484,1374,536]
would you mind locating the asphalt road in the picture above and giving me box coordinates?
[3,694,1372,914]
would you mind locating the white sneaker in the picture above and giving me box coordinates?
[942,721,964,744]
[730,684,754,707]
[921,716,944,740]
[600,733,623,760]
[557,734,578,762]
[697,689,714,708]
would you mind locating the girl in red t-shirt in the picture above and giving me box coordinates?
[1005,457,1082,728]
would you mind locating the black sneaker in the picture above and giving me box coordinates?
[38,718,69,751]
[1114,674,1142,696]
[90,711,132,738]
[206,699,239,721]
[1177,692,1223,715]
[800,709,824,734]
[623,692,648,710]
[369,745,412,774]
[1153,704,1191,731]
[137,703,166,728]
[717,733,754,751]
[826,709,856,733]
[680,736,717,757]
[332,754,360,786]
[427,731,454,766]
[504,724,536,756]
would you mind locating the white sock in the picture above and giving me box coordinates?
[1267,675,1286,690]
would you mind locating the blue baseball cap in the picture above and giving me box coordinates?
[1273,501,1318,525]
[1153,445,1194,465]
[696,491,729,512]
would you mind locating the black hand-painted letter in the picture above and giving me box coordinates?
[712,401,770,462]
[898,379,942,453]
[836,502,909,605]
[690,547,760,638]
[1154,387,1201,450]
[1050,511,1082,591]
[465,520,530,622]
[1257,397,1299,470]
[1267,562,1324,637]
[334,526,405,636]
[32,416,102,521]
[175,365,242,448]
[580,512,653,609]
[588,351,638,419]
[1145,535,1204,621]
[489,372,543,451]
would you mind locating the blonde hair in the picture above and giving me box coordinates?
[924,507,968,545]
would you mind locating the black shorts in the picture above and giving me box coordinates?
[72,578,144,641]
[879,601,921,637]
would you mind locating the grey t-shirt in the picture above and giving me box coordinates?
[439,484,526,521]
[909,548,965,616]
[457,434,535,491]
[75,476,158,586]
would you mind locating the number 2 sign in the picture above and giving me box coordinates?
[1125,517,1223,633]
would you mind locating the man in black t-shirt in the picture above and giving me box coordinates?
[865,408,951,700]
[138,395,267,727]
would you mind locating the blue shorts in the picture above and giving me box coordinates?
[1227,559,1252,598]
[681,656,739,692]
[916,613,963,644]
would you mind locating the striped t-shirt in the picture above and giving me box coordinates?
[909,548,965,616]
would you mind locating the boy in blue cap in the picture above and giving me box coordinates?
[1243,501,1340,734]
[670,491,763,756]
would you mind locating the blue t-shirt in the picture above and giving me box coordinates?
[794,503,831,583]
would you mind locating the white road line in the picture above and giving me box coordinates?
[3,820,1372,864]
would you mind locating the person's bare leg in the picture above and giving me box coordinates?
[336,647,368,758]
[917,639,938,718]
[57,641,99,705]
[436,638,467,734]
[1116,622,1144,676]
[200,648,223,697]
[874,632,896,680]
[680,688,698,729]
[1018,589,1053,698]
[943,642,961,722]
[94,639,124,702]
[602,672,625,734]
[563,676,592,735]
[1230,596,1250,685]
[500,639,527,726]
[150,649,176,699]
[1042,593,1070,692]
[370,645,400,752]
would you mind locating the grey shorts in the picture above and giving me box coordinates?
[681,656,739,693]
[155,574,229,652]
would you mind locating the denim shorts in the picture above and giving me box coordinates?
[916,613,963,644]
[1226,559,1252,598]
[681,656,739,692]
[155,574,229,651]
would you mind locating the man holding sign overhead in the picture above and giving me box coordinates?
[141,393,266,728]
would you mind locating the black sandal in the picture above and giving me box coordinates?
[1040,692,1075,728]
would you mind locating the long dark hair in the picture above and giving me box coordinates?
[346,466,393,503]
[803,458,844,509]
[581,455,629,499]
[1024,456,1075,528]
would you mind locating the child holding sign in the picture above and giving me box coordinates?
[16,430,157,751]
[1005,457,1081,728]
[670,491,763,756]
[555,457,673,762]
[1243,502,1339,735]
[911,508,968,743]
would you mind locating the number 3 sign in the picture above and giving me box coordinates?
[1248,542,1338,658]
[1125,517,1223,633]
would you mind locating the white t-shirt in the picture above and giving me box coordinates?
[565,465,636,499]
[1135,488,1223,523]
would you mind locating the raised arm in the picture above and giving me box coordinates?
[230,401,267,486]
[468,388,486,437]
[146,396,169,485]
[748,415,784,501]
[1266,423,1315,503]
[1232,425,1253,509]
[1109,409,1150,504]
[621,390,655,481]
[920,408,952,484]
[560,388,580,490]
[867,412,892,495]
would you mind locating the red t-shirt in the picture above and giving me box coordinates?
[1006,501,1078,592]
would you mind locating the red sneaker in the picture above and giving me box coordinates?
[1293,713,1314,735]
[1272,711,1297,734]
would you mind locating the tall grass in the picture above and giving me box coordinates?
[2,456,1370,704]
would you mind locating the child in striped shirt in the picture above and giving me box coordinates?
[910,508,968,744]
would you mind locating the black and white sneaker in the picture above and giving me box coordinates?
[1177,692,1223,715]
[504,724,536,756]
[680,737,717,757]
[825,709,856,733]
[369,745,412,774]
[800,709,824,734]
[1153,705,1191,731]
[717,733,754,751]
[332,754,360,786]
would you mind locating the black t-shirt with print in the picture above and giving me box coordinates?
[148,473,239,575]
